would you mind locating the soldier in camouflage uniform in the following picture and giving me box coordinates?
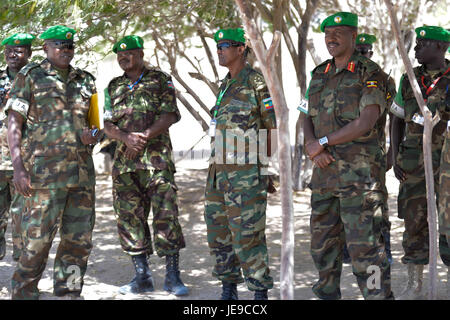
[303,12,393,300]
[391,26,450,297]
[339,33,396,264]
[0,33,34,261]
[204,28,277,300]
[103,35,187,296]
[6,26,99,300]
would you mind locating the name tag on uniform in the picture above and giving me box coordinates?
[390,101,405,119]
[208,119,217,137]
[412,113,424,126]
[297,99,308,114]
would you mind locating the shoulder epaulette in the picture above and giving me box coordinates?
[18,62,40,76]
[78,69,96,81]
[312,59,333,75]
[357,56,381,75]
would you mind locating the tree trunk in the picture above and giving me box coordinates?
[384,0,440,300]
[235,0,294,300]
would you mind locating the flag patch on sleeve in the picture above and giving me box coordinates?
[366,80,378,88]
[263,97,274,110]
[167,81,175,89]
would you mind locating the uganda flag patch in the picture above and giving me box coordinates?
[367,80,378,88]
[263,97,274,110]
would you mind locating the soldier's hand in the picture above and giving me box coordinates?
[124,132,147,152]
[12,166,32,197]
[393,164,406,182]
[306,140,324,160]
[312,150,335,169]
[124,147,139,160]
[81,127,99,145]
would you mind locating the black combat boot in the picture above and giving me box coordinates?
[0,237,5,260]
[254,289,268,300]
[164,253,188,296]
[119,253,154,294]
[221,281,238,300]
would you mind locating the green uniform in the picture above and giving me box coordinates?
[204,64,276,291]
[439,124,450,266]
[390,60,450,265]
[5,59,97,299]
[104,67,185,257]
[307,53,393,299]
[0,68,23,261]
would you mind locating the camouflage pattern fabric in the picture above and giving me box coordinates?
[5,59,97,189]
[391,60,450,265]
[439,119,450,266]
[0,69,23,261]
[6,59,97,299]
[104,67,180,178]
[105,67,185,257]
[310,187,392,299]
[112,169,185,257]
[204,64,276,291]
[307,52,393,299]
[11,186,95,300]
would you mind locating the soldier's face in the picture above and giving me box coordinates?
[217,40,244,67]
[414,39,442,65]
[324,26,357,58]
[117,49,144,72]
[44,41,74,69]
[4,45,31,72]
[356,44,373,59]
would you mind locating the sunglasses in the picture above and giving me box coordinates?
[48,41,75,50]
[217,42,244,51]
[357,48,373,55]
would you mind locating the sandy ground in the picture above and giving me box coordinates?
[0,157,449,301]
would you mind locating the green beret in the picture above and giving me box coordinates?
[320,12,358,32]
[2,33,35,46]
[214,28,246,44]
[40,25,76,41]
[415,26,450,43]
[356,33,376,45]
[113,35,144,53]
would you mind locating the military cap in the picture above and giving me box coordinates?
[112,35,144,53]
[40,25,76,41]
[320,12,358,32]
[1,33,35,46]
[214,28,246,44]
[415,26,450,43]
[356,33,376,45]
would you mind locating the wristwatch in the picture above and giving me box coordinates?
[318,136,329,148]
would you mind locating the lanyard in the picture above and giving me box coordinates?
[128,71,145,90]
[420,66,450,98]
[213,79,235,118]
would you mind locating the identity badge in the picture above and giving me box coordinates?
[209,119,217,137]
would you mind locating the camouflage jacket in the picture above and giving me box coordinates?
[0,68,14,171]
[390,59,450,176]
[104,67,180,178]
[208,64,277,191]
[439,123,449,235]
[5,59,97,189]
[307,52,387,191]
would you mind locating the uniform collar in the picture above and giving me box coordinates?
[40,58,79,80]
[325,51,359,74]
[223,63,252,84]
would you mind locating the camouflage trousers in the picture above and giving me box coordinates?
[204,171,273,291]
[398,174,450,265]
[310,186,393,300]
[11,186,95,300]
[112,170,185,257]
[0,170,23,261]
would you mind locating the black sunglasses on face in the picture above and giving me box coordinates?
[357,48,372,55]
[217,42,243,50]
[48,41,75,50]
